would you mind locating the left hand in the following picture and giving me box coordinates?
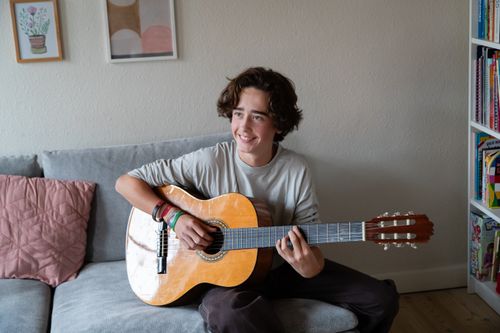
[276,226,325,278]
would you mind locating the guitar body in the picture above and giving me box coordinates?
[126,185,273,306]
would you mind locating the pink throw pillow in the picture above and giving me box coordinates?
[0,175,95,287]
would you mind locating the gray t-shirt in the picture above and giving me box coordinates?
[128,141,320,227]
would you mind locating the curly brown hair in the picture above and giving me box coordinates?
[217,67,303,142]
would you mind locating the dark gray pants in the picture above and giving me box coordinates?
[198,259,399,333]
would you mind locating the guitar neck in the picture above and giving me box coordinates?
[219,222,365,250]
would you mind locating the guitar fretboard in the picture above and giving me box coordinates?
[219,222,365,250]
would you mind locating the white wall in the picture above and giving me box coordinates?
[0,0,468,292]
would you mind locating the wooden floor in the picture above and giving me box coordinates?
[390,288,500,333]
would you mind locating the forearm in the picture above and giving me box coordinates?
[115,174,165,215]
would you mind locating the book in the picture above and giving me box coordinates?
[476,135,495,199]
[475,47,483,123]
[482,149,498,203]
[486,150,500,207]
[470,212,498,280]
[492,0,499,42]
[490,229,500,281]
[496,0,500,43]
[479,0,485,39]
[474,47,500,128]
[477,138,500,200]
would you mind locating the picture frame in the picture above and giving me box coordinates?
[10,0,63,63]
[103,0,178,63]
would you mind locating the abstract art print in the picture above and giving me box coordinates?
[10,0,63,63]
[104,0,177,63]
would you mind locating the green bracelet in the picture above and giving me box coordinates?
[169,210,184,231]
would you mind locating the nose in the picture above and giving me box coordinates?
[239,113,251,129]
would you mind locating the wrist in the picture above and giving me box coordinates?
[169,210,184,231]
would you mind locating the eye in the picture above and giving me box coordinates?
[232,110,243,118]
[253,114,264,121]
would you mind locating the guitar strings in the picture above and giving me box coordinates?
[155,222,421,252]
[159,231,367,251]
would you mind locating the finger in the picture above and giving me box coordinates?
[276,239,289,259]
[275,239,283,255]
[183,234,206,250]
[288,227,302,252]
[192,224,214,243]
[292,226,311,251]
[203,223,218,233]
[179,235,196,250]
[280,235,292,252]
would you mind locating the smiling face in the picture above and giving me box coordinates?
[231,87,279,167]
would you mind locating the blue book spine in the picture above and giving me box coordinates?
[480,0,485,39]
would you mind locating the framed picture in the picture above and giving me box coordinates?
[103,0,178,63]
[10,0,63,63]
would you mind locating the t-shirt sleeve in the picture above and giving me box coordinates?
[127,143,232,199]
[127,149,201,189]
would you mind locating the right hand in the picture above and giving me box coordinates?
[173,214,217,250]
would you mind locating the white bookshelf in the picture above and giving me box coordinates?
[468,0,500,314]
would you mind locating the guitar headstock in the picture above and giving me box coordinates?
[365,212,434,250]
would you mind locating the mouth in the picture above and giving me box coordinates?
[237,134,255,143]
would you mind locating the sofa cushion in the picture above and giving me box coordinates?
[0,154,42,177]
[0,175,95,286]
[51,261,208,333]
[51,261,358,333]
[41,132,233,262]
[0,279,52,333]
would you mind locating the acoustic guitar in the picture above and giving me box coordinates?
[126,185,433,306]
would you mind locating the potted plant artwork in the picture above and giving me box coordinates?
[18,5,50,54]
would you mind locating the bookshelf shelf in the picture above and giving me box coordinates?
[468,0,500,314]
[470,199,500,222]
[469,276,500,314]
[471,122,500,140]
[471,37,500,49]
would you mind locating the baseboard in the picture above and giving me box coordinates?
[373,263,467,293]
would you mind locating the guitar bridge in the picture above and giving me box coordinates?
[157,221,169,274]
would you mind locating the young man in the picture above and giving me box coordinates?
[115,67,399,333]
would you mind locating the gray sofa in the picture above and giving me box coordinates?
[0,132,358,333]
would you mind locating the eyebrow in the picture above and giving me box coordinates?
[233,108,270,117]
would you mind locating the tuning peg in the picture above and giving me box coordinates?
[406,211,414,215]
[395,243,403,248]
[383,243,390,251]
[393,211,401,216]
[410,243,418,249]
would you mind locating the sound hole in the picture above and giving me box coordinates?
[196,220,227,261]
[205,229,224,255]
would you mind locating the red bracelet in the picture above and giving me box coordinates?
[159,204,174,222]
